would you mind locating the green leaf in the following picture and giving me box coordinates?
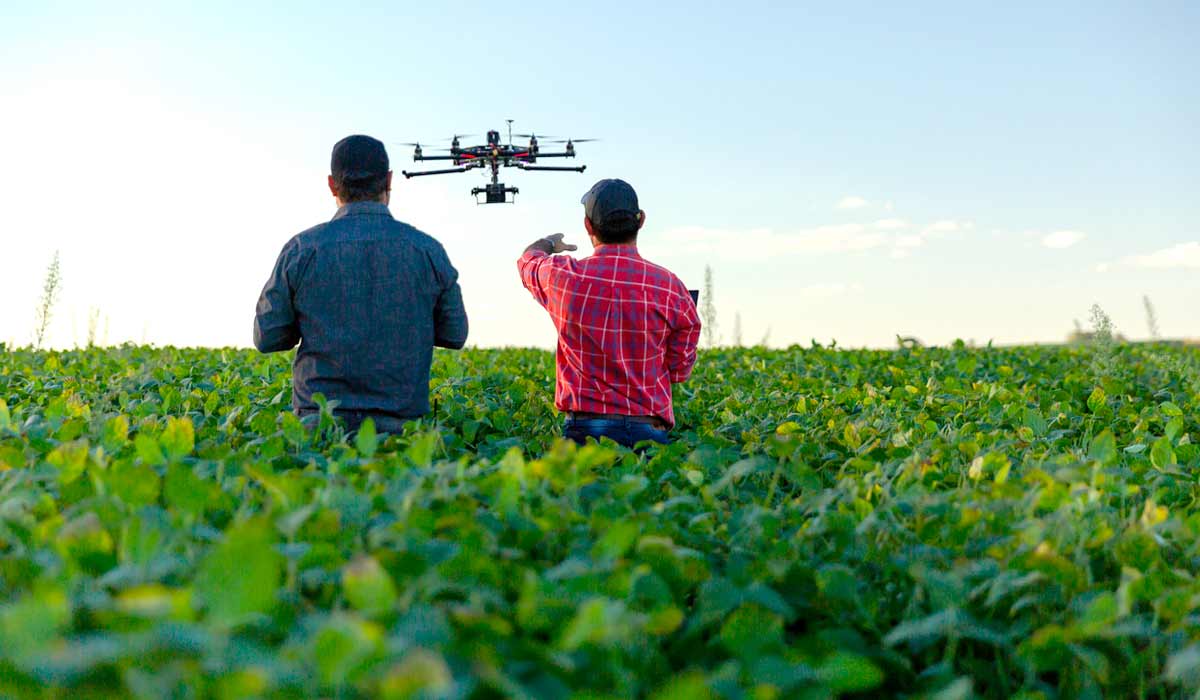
[1081,592,1116,626]
[719,604,782,656]
[884,608,960,647]
[1023,408,1049,437]
[816,564,860,606]
[1087,387,1107,413]
[0,588,71,660]
[843,423,862,450]
[1088,429,1118,466]
[313,614,385,688]
[164,463,213,517]
[1151,436,1177,469]
[378,649,453,699]
[101,415,130,452]
[1165,417,1185,443]
[342,556,397,618]
[645,607,684,635]
[281,411,307,446]
[354,418,377,458]
[593,520,640,560]
[405,431,438,467]
[108,461,161,507]
[135,433,166,466]
[816,652,884,692]
[46,439,89,485]
[649,672,711,700]
[558,598,627,651]
[159,416,195,462]
[1161,401,1184,418]
[194,520,281,627]
[994,459,1012,485]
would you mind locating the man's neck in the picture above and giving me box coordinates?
[336,196,389,208]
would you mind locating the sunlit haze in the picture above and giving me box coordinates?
[2,2,1196,350]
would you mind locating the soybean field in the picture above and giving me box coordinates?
[1,341,1200,699]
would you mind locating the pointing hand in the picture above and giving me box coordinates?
[543,233,578,253]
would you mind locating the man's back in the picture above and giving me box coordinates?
[519,243,699,426]
[255,201,467,419]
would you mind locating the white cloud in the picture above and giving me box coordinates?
[836,196,869,210]
[1095,263,1111,273]
[922,220,971,236]
[1041,230,1086,249]
[874,218,909,231]
[1121,241,1200,269]
[879,219,973,256]
[662,217,981,262]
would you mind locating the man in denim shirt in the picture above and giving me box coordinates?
[254,135,468,433]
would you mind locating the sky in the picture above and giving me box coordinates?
[1,1,1197,350]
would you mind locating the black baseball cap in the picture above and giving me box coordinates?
[331,134,389,183]
[581,178,640,225]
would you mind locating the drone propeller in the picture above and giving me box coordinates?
[396,135,476,145]
[544,138,599,144]
[513,133,557,140]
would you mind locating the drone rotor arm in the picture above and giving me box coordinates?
[514,164,587,173]
[402,166,478,178]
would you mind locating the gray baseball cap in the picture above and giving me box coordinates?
[581,178,640,225]
[331,134,389,184]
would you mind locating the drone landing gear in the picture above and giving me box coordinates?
[472,183,518,204]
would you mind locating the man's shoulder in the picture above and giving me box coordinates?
[292,221,328,244]
[395,221,446,253]
[294,217,444,251]
[621,255,690,295]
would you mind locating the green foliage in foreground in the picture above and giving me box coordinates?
[1,341,1200,699]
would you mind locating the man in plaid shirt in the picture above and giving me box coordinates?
[518,179,702,448]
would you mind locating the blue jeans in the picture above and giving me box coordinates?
[563,416,671,449]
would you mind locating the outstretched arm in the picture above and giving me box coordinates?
[518,233,577,307]
[524,233,577,256]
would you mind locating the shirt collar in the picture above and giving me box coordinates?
[592,243,640,257]
[332,201,393,221]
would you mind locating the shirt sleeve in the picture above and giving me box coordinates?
[253,239,302,353]
[517,249,554,308]
[432,245,469,350]
[666,286,702,383]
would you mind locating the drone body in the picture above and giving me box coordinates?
[400,122,595,204]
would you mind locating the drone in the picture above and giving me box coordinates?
[400,120,595,204]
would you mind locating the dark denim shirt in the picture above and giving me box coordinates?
[253,201,468,418]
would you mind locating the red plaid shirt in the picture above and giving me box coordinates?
[518,244,701,427]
